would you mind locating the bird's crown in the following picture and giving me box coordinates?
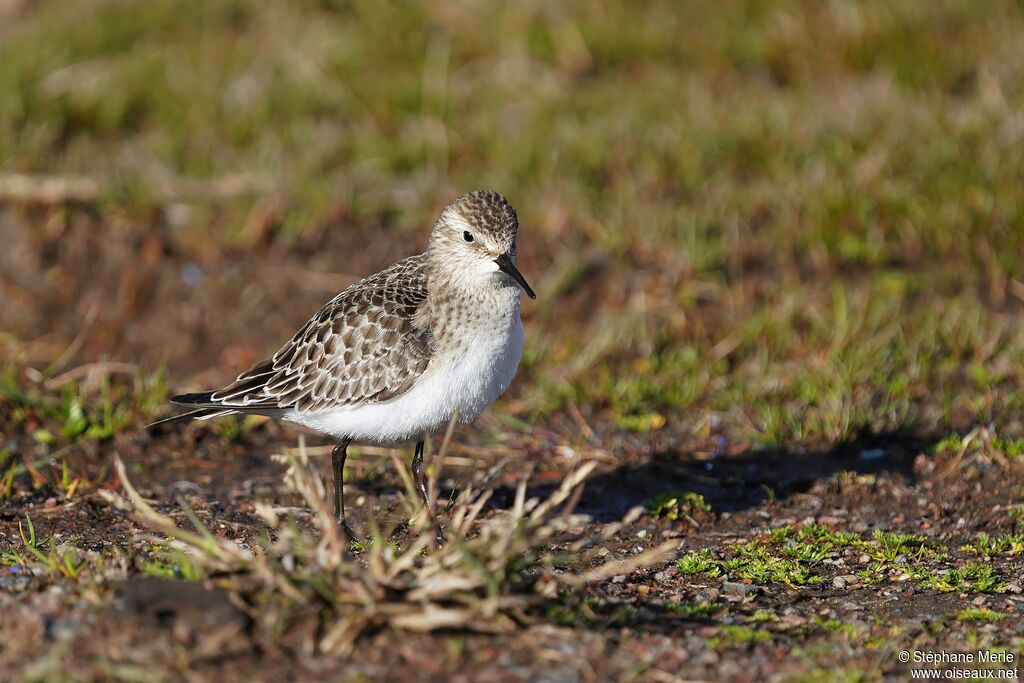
[433,190,518,250]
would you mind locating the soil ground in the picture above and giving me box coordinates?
[2,206,1022,681]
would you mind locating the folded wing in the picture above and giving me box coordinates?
[172,255,433,414]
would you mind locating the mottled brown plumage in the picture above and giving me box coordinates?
[207,254,433,413]
[160,190,535,545]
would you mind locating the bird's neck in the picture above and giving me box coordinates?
[420,263,521,345]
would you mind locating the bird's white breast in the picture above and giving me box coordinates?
[285,304,524,443]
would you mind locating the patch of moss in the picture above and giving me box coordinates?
[644,491,712,520]
[665,601,720,618]
[920,563,1009,594]
[955,608,1006,623]
[708,625,772,648]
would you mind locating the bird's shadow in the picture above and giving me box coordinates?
[483,428,935,523]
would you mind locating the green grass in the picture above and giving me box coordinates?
[0,368,169,499]
[676,524,1006,592]
[959,532,1024,557]
[140,545,201,582]
[665,601,721,619]
[723,544,824,588]
[547,596,641,629]
[814,618,863,638]
[4,0,1024,448]
[644,491,712,520]
[1,368,167,442]
[920,563,1009,594]
[956,608,1006,623]
[869,530,931,563]
[0,450,15,499]
[1,516,83,580]
[677,549,722,578]
[707,624,773,648]
[347,535,402,554]
[678,540,825,588]
[991,438,1024,458]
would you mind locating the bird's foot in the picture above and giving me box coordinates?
[337,518,358,542]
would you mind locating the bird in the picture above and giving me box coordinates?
[151,190,535,545]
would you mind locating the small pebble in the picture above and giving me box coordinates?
[696,587,720,602]
[833,575,859,589]
[654,567,678,584]
[721,581,759,598]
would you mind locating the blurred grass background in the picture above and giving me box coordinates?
[3,0,1024,449]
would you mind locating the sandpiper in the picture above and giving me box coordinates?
[152,190,535,544]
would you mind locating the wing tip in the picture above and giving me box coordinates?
[170,391,216,406]
[145,407,217,431]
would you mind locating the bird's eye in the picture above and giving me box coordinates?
[463,231,474,243]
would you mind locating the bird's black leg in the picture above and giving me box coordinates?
[411,439,446,546]
[331,439,356,540]
[411,440,429,514]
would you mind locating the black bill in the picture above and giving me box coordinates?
[494,253,536,299]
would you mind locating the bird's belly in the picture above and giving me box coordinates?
[449,316,525,423]
[284,318,524,443]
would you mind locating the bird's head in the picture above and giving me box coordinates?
[427,190,535,299]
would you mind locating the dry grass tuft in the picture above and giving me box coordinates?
[100,449,672,655]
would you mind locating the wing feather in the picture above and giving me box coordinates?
[197,255,433,413]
